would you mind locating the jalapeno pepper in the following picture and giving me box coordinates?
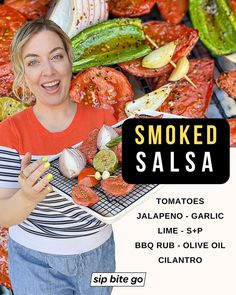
[189,0,236,56]
[71,18,151,72]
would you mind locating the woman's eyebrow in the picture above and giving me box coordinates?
[24,47,65,59]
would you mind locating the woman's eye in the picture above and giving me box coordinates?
[27,59,39,66]
[52,54,63,61]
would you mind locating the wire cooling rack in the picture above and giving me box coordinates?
[49,159,160,223]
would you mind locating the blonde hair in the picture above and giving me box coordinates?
[10,18,73,102]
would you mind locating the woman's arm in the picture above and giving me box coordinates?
[0,154,53,227]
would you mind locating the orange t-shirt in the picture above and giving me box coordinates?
[0,103,117,156]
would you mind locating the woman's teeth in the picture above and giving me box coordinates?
[42,80,60,90]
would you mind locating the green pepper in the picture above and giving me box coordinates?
[71,18,151,72]
[106,135,122,148]
[189,0,236,56]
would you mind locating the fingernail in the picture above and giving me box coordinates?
[44,162,50,169]
[47,186,52,192]
[42,156,48,162]
[46,173,53,180]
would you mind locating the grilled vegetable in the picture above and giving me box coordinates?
[125,83,175,116]
[189,0,236,56]
[216,70,236,100]
[71,18,151,72]
[106,135,122,148]
[156,0,188,24]
[48,0,108,38]
[0,97,27,121]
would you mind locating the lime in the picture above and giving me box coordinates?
[0,97,27,121]
[93,149,118,173]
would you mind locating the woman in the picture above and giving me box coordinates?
[0,18,116,295]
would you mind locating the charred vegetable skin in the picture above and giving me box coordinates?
[71,18,151,72]
[189,0,236,56]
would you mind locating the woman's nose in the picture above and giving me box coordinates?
[42,60,55,76]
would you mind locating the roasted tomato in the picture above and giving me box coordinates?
[154,59,215,118]
[78,128,99,165]
[0,63,14,96]
[112,141,122,162]
[70,66,134,120]
[109,0,156,17]
[0,5,26,65]
[4,0,50,19]
[119,21,198,78]
[78,167,99,187]
[0,226,11,289]
[228,118,236,147]
[72,184,100,207]
[156,0,188,24]
[216,70,236,100]
[227,0,236,13]
[101,175,135,196]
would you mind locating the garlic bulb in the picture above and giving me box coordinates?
[59,148,86,179]
[97,125,118,150]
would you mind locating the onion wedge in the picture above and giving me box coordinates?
[48,0,74,35]
[125,83,175,116]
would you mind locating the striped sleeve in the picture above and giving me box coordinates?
[0,118,21,188]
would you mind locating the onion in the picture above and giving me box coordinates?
[48,0,108,38]
[97,125,118,150]
[59,148,86,179]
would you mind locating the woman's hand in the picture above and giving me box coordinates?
[18,152,53,204]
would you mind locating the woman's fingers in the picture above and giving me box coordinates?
[21,152,32,172]
[21,156,48,178]
[25,161,51,186]
[33,173,53,193]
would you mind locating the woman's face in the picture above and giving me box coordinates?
[22,30,72,107]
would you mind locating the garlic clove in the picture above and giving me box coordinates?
[102,170,110,180]
[168,56,190,82]
[94,171,102,180]
[142,41,177,69]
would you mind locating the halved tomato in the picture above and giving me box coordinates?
[228,118,236,147]
[72,184,100,207]
[4,0,50,20]
[78,167,99,187]
[70,66,134,120]
[78,128,99,165]
[154,58,215,118]
[216,70,236,100]
[0,5,26,65]
[119,21,198,78]
[112,142,122,163]
[0,63,14,96]
[227,0,236,13]
[0,4,26,31]
[109,0,156,17]
[0,226,11,289]
[156,0,188,24]
[101,175,135,196]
